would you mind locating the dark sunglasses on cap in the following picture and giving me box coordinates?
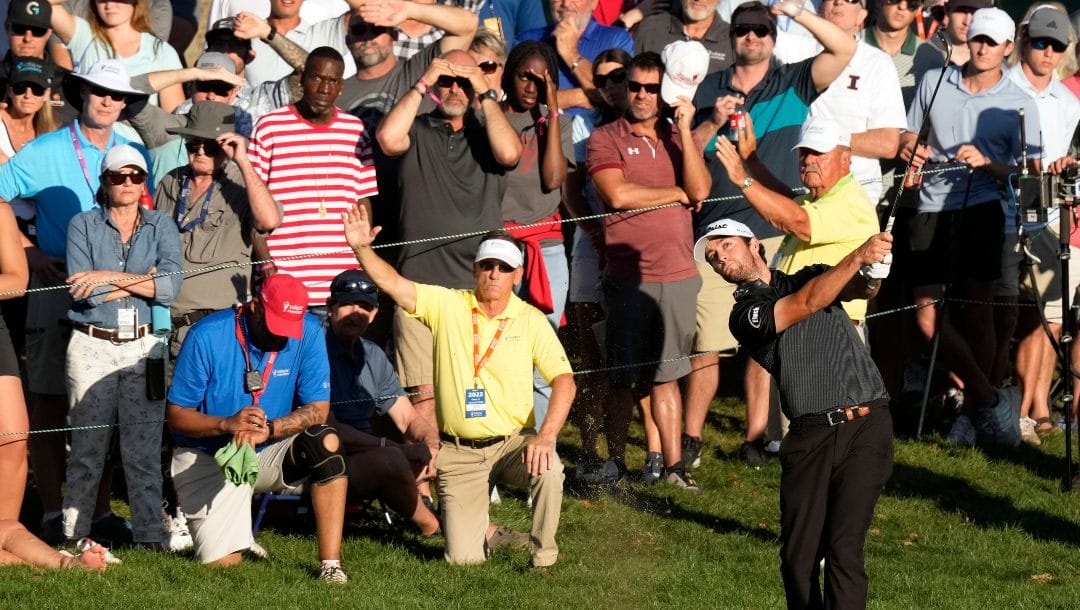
[478,60,500,74]
[11,82,45,96]
[333,278,378,296]
[436,75,472,90]
[194,79,235,97]
[1030,37,1067,53]
[87,85,129,103]
[477,259,514,273]
[733,24,772,38]
[185,139,223,156]
[627,80,660,94]
[594,67,626,88]
[105,171,147,186]
[11,24,48,37]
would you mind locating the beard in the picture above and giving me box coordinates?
[353,44,391,68]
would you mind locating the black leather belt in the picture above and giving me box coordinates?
[172,309,215,328]
[792,405,876,431]
[439,432,510,449]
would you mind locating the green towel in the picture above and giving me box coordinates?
[214,442,259,486]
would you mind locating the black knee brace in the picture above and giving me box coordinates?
[283,424,347,486]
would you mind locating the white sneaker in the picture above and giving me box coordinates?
[490,486,501,505]
[163,510,193,552]
[318,564,348,584]
[1019,416,1041,446]
[246,541,269,559]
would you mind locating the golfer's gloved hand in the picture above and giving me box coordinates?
[861,262,891,280]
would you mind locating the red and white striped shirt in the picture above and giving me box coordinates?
[249,106,378,305]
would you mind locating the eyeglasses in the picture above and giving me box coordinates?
[105,171,147,186]
[594,67,626,87]
[11,82,45,96]
[87,85,129,103]
[627,80,660,94]
[332,279,378,296]
[1030,37,1067,53]
[733,24,772,38]
[435,75,472,90]
[194,80,235,97]
[185,139,223,156]
[826,0,862,5]
[882,0,922,7]
[477,259,514,273]
[478,60,500,74]
[349,23,390,39]
[11,24,48,37]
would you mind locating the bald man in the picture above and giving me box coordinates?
[375,49,522,441]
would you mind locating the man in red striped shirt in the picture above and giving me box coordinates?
[249,46,379,311]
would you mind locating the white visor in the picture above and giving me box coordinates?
[474,238,523,269]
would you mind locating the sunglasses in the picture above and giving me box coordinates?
[478,60,500,74]
[194,80,235,97]
[594,67,626,88]
[1030,37,1067,53]
[883,0,922,7]
[11,24,48,37]
[105,171,147,186]
[826,0,862,4]
[87,85,129,103]
[333,279,378,296]
[349,23,390,39]
[627,80,660,94]
[185,139,223,156]
[435,75,472,90]
[477,259,514,273]
[11,82,45,96]
[733,24,772,38]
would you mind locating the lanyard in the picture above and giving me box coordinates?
[175,176,215,233]
[234,309,278,405]
[471,309,508,385]
[69,123,113,194]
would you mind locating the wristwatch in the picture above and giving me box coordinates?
[264,25,277,41]
[478,89,499,103]
[739,176,754,190]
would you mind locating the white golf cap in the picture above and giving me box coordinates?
[693,218,755,262]
[792,116,851,153]
[660,40,710,105]
[100,144,147,174]
[69,58,144,96]
[474,238,523,269]
[967,7,1015,44]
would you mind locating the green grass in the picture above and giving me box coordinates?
[5,396,1080,609]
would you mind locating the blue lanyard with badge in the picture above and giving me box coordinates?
[467,310,507,419]
[175,176,215,233]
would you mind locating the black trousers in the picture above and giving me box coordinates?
[779,407,894,610]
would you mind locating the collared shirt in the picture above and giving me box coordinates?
[514,19,635,92]
[861,27,945,108]
[0,120,150,258]
[586,116,699,283]
[634,10,732,74]
[65,206,183,328]
[410,283,573,439]
[774,174,879,321]
[730,266,888,419]
[245,15,356,87]
[1004,64,1080,164]
[327,333,404,433]
[397,112,507,288]
[169,310,331,453]
[906,65,1042,213]
[692,57,820,239]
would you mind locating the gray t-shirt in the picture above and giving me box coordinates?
[338,43,438,128]
[501,106,575,231]
[634,10,732,75]
[397,112,507,288]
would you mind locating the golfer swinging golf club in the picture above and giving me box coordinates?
[697,218,893,609]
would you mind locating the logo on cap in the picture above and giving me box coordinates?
[282,300,304,315]
[670,71,702,88]
[26,1,39,15]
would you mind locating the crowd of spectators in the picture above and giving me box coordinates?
[0,0,1077,586]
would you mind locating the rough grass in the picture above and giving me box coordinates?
[4,396,1080,609]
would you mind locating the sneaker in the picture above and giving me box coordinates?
[764,440,781,455]
[681,434,703,469]
[246,541,269,560]
[163,509,193,552]
[641,452,663,484]
[739,439,769,468]
[318,564,348,584]
[1019,416,1041,446]
[662,468,701,492]
[490,486,501,505]
[947,414,976,447]
[578,459,624,485]
[974,387,1021,447]
[90,513,134,548]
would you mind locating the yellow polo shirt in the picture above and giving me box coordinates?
[774,174,879,321]
[410,283,573,438]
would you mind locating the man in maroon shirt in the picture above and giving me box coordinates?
[586,51,711,489]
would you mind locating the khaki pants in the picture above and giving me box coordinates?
[436,431,564,567]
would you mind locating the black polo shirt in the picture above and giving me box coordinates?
[691,57,819,240]
[730,265,888,419]
[633,9,732,75]
[396,112,507,289]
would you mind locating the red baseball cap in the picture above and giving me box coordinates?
[259,274,309,339]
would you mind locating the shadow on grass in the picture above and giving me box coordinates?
[884,462,1080,546]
